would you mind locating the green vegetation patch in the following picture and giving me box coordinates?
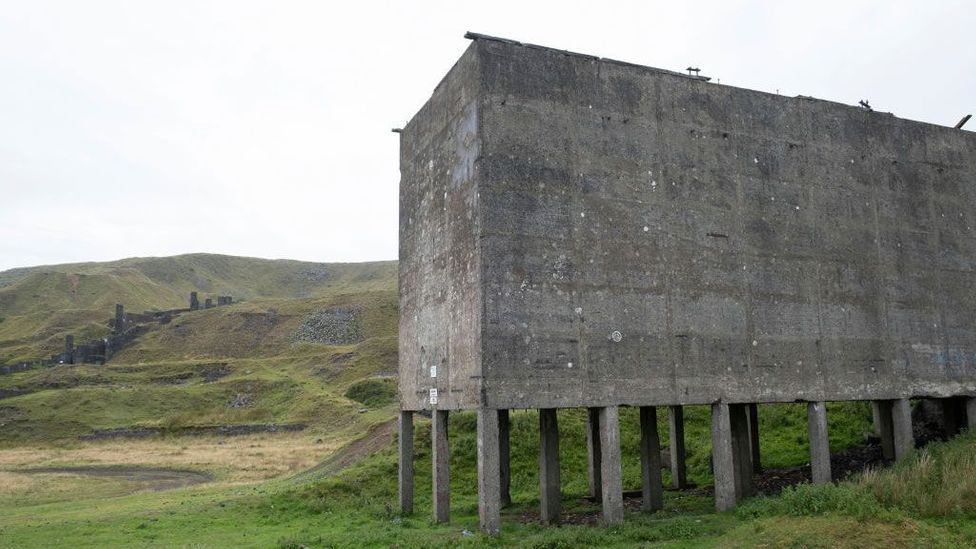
[344,378,396,408]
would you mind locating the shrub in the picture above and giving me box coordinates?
[343,378,396,407]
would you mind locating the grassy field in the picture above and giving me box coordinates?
[2,254,975,547]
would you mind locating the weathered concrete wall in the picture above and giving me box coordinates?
[399,35,976,411]
[398,43,484,411]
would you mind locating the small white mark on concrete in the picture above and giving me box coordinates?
[610,330,623,342]
[753,157,759,164]
[580,212,586,218]
[752,340,758,347]
[574,307,583,315]
[567,362,574,368]
[430,365,437,378]
[643,226,649,232]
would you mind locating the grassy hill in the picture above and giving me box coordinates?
[0,253,396,364]
[0,254,398,446]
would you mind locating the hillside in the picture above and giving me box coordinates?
[0,253,396,364]
[0,253,398,445]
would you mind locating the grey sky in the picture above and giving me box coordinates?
[1,0,973,271]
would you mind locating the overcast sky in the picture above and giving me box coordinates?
[1,0,973,271]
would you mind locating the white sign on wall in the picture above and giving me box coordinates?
[429,388,438,405]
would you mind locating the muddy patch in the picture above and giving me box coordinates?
[81,423,306,440]
[20,466,212,491]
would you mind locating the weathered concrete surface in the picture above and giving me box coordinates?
[539,408,560,524]
[477,408,501,534]
[498,409,511,506]
[892,398,914,460]
[874,399,896,459]
[639,406,663,511]
[668,405,688,488]
[398,411,414,514]
[399,34,976,412]
[711,403,737,511]
[432,410,450,522]
[807,401,831,483]
[598,406,624,524]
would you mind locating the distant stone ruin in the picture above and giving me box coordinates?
[1,292,238,374]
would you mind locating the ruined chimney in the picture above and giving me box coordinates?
[190,291,200,311]
[64,335,75,364]
[114,304,125,334]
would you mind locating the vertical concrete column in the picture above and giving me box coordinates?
[586,407,602,500]
[891,398,914,461]
[498,409,511,507]
[967,397,976,432]
[538,409,560,524]
[477,409,501,535]
[668,405,688,489]
[747,403,761,473]
[729,404,754,498]
[874,400,895,460]
[432,410,450,523]
[639,406,663,512]
[398,410,414,515]
[598,406,624,524]
[871,401,883,437]
[711,402,737,511]
[190,292,200,311]
[807,401,831,484]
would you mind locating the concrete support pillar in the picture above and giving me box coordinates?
[871,401,883,437]
[432,410,450,523]
[398,411,414,515]
[874,400,895,460]
[892,398,914,461]
[538,409,560,524]
[639,406,664,512]
[730,404,754,498]
[712,402,753,511]
[968,397,976,432]
[598,406,624,524]
[747,403,761,473]
[499,409,511,507]
[807,401,831,484]
[190,292,200,311]
[586,407,602,500]
[668,405,688,489]
[477,409,501,535]
[711,402,737,511]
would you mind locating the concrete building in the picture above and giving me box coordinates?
[189,292,200,311]
[397,33,976,533]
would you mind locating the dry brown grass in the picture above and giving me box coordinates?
[0,432,345,487]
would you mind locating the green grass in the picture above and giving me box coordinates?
[2,412,975,547]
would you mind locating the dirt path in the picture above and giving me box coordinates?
[294,419,395,481]
[20,466,213,491]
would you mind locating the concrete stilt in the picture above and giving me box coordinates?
[730,404,754,498]
[747,403,761,473]
[398,410,414,515]
[807,401,831,484]
[968,397,976,432]
[477,409,501,535]
[874,400,895,460]
[539,409,560,524]
[639,406,664,512]
[711,402,737,511]
[871,401,883,437]
[432,410,450,523]
[499,409,511,507]
[668,405,688,489]
[586,407,602,500]
[892,398,914,461]
[598,406,624,524]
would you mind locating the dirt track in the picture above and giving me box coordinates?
[21,466,213,491]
